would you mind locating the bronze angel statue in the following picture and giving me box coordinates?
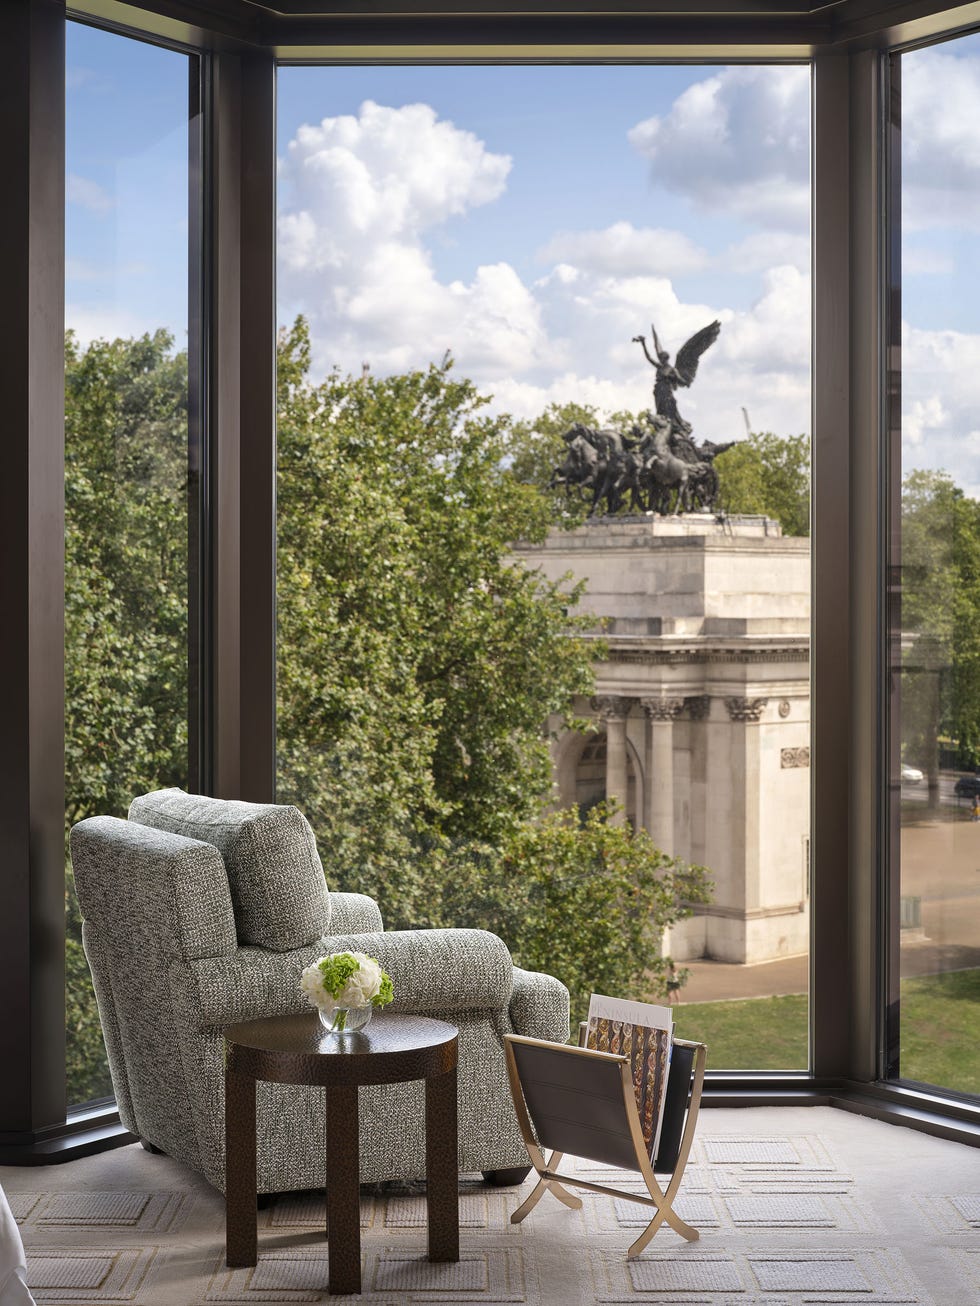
[632,320,721,438]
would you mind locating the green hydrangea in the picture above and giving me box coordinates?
[317,951,362,998]
[372,973,394,1008]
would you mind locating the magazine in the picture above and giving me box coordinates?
[586,993,673,1162]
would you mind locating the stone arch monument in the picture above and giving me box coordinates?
[515,514,811,966]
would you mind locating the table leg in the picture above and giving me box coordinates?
[425,1065,459,1262]
[225,1068,257,1267]
[325,1083,361,1295]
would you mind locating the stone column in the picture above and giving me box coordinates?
[641,697,684,854]
[725,696,769,918]
[593,695,633,825]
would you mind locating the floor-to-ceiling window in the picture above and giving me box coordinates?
[887,32,980,1096]
[275,63,812,1067]
[64,21,200,1107]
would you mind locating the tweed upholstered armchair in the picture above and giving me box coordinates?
[69,789,570,1196]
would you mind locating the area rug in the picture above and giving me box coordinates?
[2,1107,978,1304]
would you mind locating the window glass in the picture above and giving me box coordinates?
[890,34,980,1096]
[65,22,195,1106]
[276,65,812,1066]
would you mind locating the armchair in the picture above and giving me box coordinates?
[69,789,569,1195]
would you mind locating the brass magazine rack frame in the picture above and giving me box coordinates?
[503,1031,707,1258]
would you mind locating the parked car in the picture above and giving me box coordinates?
[953,775,980,798]
[901,764,923,784]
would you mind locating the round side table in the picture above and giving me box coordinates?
[223,1010,459,1296]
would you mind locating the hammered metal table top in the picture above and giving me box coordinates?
[223,1011,459,1087]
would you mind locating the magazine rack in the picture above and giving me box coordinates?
[503,1031,707,1258]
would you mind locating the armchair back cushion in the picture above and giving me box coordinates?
[129,789,330,950]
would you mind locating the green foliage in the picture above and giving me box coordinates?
[900,469,980,773]
[64,329,190,1104]
[276,319,599,929]
[714,430,810,536]
[434,804,712,1023]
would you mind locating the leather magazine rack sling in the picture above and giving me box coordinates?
[503,1029,707,1258]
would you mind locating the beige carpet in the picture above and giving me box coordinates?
[2,1107,978,1304]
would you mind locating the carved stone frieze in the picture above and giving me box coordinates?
[778,699,791,718]
[640,696,684,722]
[780,746,810,768]
[591,694,634,720]
[607,647,809,666]
[725,696,768,722]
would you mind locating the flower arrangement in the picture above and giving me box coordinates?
[301,951,394,1033]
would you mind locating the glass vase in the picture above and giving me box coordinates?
[319,1005,372,1035]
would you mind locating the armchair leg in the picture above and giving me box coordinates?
[482,1166,532,1188]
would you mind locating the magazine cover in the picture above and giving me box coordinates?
[586,994,673,1161]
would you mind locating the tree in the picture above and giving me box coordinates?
[276,319,600,928]
[437,804,711,1022]
[900,469,980,784]
[714,430,810,536]
[64,329,190,1103]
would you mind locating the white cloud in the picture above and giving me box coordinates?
[278,100,554,378]
[903,49,980,231]
[903,247,955,277]
[902,321,980,495]
[277,93,812,444]
[627,66,810,231]
[539,222,708,276]
[67,173,112,216]
[725,231,810,274]
[66,304,175,346]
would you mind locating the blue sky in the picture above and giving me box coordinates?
[65,22,980,482]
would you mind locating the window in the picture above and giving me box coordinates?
[887,32,980,1097]
[64,22,200,1106]
[275,63,812,1066]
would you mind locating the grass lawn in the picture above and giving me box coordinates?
[672,992,808,1070]
[900,968,980,1094]
[670,968,980,1086]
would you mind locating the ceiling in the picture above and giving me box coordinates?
[72,0,980,57]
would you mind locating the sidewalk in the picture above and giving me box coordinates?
[676,939,980,1005]
[677,953,808,1004]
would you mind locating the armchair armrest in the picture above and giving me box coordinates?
[327,892,383,935]
[184,928,514,1028]
[509,966,570,1044]
[327,929,513,1012]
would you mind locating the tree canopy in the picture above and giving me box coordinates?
[276,320,600,926]
[713,430,810,536]
[900,469,980,775]
[65,328,190,1102]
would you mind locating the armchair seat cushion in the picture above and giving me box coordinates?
[129,789,330,951]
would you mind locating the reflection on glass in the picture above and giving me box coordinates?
[65,23,193,1106]
[892,34,980,1096]
[275,65,812,1066]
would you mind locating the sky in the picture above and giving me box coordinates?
[65,23,980,485]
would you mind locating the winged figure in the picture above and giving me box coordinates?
[632,320,721,436]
